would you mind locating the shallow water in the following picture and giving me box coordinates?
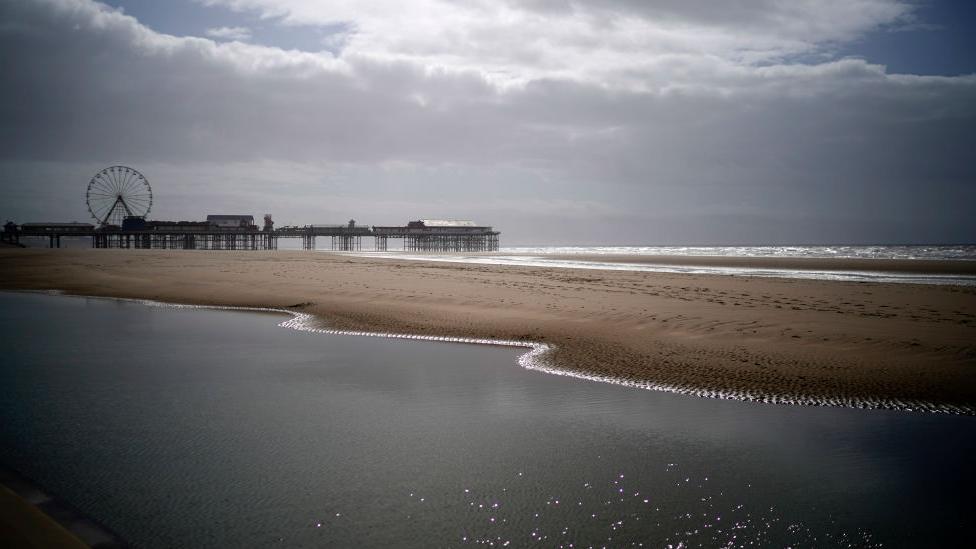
[0,292,973,548]
[348,246,976,285]
[499,245,976,261]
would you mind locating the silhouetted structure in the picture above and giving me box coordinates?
[86,166,152,227]
[5,217,500,251]
[373,220,499,252]
[207,215,256,229]
[10,222,95,248]
[4,167,501,251]
[2,221,23,246]
[275,221,372,250]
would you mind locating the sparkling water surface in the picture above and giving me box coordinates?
[347,245,976,285]
[499,245,976,260]
[1,292,973,548]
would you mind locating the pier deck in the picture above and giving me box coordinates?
[3,222,500,252]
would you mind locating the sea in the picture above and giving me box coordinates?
[1,291,974,548]
[348,245,976,286]
[501,245,976,260]
[17,237,976,285]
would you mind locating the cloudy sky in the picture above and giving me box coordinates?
[1,0,974,244]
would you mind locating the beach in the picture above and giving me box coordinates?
[546,254,976,275]
[1,248,974,412]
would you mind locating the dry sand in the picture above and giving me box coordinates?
[1,249,974,412]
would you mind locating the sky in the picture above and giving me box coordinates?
[1,0,974,245]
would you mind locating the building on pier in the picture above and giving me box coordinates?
[146,221,214,232]
[206,215,256,229]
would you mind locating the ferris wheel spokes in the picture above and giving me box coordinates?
[86,166,153,227]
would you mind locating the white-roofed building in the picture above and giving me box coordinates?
[417,219,477,227]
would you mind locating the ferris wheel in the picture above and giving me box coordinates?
[86,166,152,227]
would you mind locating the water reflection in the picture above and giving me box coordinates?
[0,292,973,548]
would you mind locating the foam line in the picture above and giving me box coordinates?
[340,253,976,286]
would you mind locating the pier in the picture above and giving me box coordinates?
[3,166,499,252]
[274,221,374,251]
[91,231,278,250]
[3,219,500,252]
[375,220,499,252]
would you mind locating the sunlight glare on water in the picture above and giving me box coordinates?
[0,292,973,548]
[345,244,976,285]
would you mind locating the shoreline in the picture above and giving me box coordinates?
[13,290,976,415]
[543,254,976,275]
[2,249,975,414]
[351,250,976,274]
[11,289,974,415]
[0,466,125,548]
[350,252,976,285]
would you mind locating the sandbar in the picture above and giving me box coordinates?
[1,249,974,413]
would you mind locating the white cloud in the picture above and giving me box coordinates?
[1,0,974,243]
[195,0,916,88]
[205,25,252,41]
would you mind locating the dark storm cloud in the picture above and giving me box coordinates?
[0,0,974,243]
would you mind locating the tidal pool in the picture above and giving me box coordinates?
[0,292,973,547]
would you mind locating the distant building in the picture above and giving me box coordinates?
[207,215,255,229]
[410,219,478,228]
[402,219,491,234]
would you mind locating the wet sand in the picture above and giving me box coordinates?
[545,254,976,275]
[0,468,122,548]
[0,481,87,549]
[1,249,974,412]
